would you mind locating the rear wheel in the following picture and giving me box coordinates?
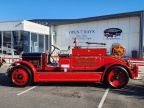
[105,66,129,89]
[9,65,32,87]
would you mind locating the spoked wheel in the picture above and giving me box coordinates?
[9,65,32,87]
[105,66,129,89]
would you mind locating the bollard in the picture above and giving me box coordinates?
[12,51,14,63]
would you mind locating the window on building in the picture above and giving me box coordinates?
[23,31,30,52]
[45,35,48,51]
[3,31,11,55]
[31,33,38,52]
[0,32,2,54]
[0,31,48,55]
[13,31,30,55]
[39,34,44,52]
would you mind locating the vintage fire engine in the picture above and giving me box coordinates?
[6,38,139,88]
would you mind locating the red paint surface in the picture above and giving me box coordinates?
[10,61,37,73]
[34,72,102,82]
[72,49,107,56]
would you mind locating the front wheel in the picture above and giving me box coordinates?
[9,65,32,87]
[104,66,129,89]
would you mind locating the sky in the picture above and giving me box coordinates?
[0,0,144,21]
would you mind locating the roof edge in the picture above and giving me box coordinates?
[30,10,144,25]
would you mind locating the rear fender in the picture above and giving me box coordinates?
[10,61,37,74]
[102,63,134,82]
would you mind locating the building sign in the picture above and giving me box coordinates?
[68,30,96,40]
[67,28,123,41]
[104,28,122,40]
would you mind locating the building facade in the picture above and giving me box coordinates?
[0,20,50,56]
[31,11,144,58]
[0,11,144,58]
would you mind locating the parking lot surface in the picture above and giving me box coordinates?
[0,66,144,108]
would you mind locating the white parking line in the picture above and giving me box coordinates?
[98,88,109,108]
[17,83,43,96]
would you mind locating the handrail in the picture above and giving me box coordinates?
[125,58,144,61]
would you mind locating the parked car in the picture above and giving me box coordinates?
[0,44,18,55]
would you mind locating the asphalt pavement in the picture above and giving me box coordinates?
[0,66,144,108]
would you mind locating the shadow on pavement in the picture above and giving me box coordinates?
[37,82,106,89]
[0,73,13,87]
[110,83,144,99]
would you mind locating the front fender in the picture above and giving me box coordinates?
[10,61,37,74]
[101,62,134,82]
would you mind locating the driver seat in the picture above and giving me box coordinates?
[58,54,70,57]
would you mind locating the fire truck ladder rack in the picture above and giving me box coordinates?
[73,38,106,49]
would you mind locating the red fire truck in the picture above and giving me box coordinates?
[6,38,139,88]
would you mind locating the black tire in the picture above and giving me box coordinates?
[9,65,32,87]
[104,66,129,89]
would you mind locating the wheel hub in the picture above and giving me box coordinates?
[17,74,23,80]
[113,74,119,80]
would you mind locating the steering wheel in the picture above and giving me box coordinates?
[50,45,60,63]
[51,45,60,50]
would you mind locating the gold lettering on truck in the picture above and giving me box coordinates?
[84,63,97,66]
[75,63,82,66]
[75,59,97,66]
[78,60,97,62]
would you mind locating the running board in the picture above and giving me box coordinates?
[34,72,103,82]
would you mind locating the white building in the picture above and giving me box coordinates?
[1,11,144,58]
[0,20,50,56]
